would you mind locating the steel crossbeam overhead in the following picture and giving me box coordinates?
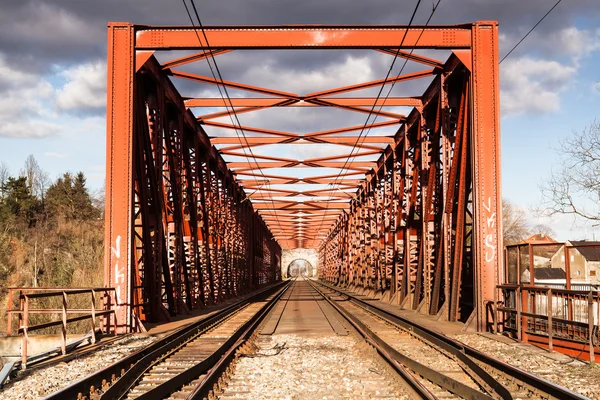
[106,21,500,332]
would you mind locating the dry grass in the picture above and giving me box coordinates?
[0,219,104,335]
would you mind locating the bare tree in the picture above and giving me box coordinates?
[20,154,49,200]
[530,224,556,239]
[0,161,10,198]
[38,171,51,202]
[503,198,530,245]
[540,120,600,224]
[92,181,105,213]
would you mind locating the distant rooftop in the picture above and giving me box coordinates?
[521,234,557,244]
[569,240,600,261]
[536,267,566,280]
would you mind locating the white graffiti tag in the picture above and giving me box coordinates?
[483,198,497,263]
[111,235,124,304]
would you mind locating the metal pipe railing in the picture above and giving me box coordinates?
[5,287,116,369]
[495,284,599,363]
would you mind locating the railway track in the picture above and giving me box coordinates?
[43,277,588,400]
[43,281,291,400]
[310,279,589,400]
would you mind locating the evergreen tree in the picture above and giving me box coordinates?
[1,176,39,227]
[46,172,99,220]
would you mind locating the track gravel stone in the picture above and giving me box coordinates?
[1,335,156,400]
[218,334,408,400]
[453,333,600,399]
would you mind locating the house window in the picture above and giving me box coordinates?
[576,270,581,276]
[570,255,575,262]
[591,271,597,277]
[561,255,565,262]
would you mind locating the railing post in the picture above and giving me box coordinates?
[112,289,117,335]
[101,289,107,333]
[521,286,530,342]
[516,246,521,284]
[21,295,29,370]
[18,290,24,337]
[7,289,13,336]
[61,291,67,355]
[90,289,97,343]
[589,291,595,364]
[565,246,571,290]
[493,285,498,334]
[528,244,534,286]
[547,288,553,352]
[516,287,522,342]
[504,248,508,283]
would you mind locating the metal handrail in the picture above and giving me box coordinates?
[5,287,116,369]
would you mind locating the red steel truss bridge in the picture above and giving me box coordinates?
[105,21,500,333]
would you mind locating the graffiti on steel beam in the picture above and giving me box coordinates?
[482,197,497,263]
[111,235,124,305]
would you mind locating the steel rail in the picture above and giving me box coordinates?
[314,280,589,400]
[111,279,294,400]
[186,277,297,399]
[305,278,493,400]
[190,276,437,399]
[42,282,288,400]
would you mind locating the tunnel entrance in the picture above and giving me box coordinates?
[287,259,314,277]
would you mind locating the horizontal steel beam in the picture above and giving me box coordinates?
[135,25,473,49]
[185,97,422,107]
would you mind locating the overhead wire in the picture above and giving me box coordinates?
[313,0,439,248]
[317,0,559,247]
[181,0,286,243]
[500,0,563,63]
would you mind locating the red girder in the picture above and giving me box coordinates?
[106,21,500,333]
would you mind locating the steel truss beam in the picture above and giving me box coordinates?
[106,21,500,333]
[106,24,280,332]
[318,23,501,332]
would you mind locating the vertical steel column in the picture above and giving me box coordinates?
[105,23,135,333]
[470,22,501,331]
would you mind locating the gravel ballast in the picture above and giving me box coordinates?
[218,334,408,400]
[1,335,156,400]
[454,333,600,399]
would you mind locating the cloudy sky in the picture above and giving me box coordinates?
[1,0,599,241]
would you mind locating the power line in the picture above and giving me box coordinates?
[311,0,424,247]
[314,1,448,249]
[353,0,441,155]
[181,0,285,242]
[500,0,563,64]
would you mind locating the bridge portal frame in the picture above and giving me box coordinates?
[105,22,500,332]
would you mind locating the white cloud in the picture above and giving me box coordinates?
[546,27,600,62]
[56,61,106,112]
[501,57,576,116]
[499,25,600,117]
[241,55,374,95]
[0,121,61,139]
[0,55,60,138]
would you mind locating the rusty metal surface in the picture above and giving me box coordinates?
[105,21,501,332]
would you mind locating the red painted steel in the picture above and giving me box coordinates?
[106,22,501,332]
[498,242,600,361]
